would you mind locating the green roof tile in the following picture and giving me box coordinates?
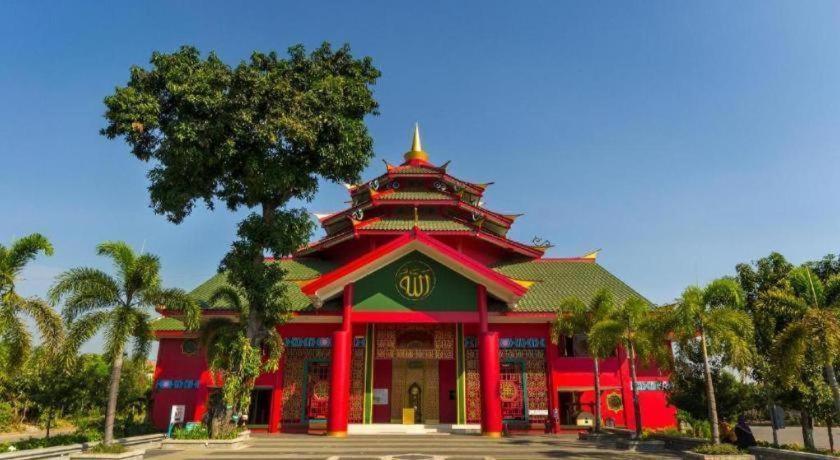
[492,260,649,312]
[378,190,452,201]
[364,217,472,232]
[189,258,336,311]
[150,317,186,332]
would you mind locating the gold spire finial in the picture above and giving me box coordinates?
[404,123,429,163]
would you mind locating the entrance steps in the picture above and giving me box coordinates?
[347,423,481,435]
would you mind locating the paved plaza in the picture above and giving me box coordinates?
[143,434,680,460]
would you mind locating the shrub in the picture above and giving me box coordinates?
[693,443,744,455]
[88,444,127,454]
[10,433,92,450]
[171,423,241,440]
[0,402,14,431]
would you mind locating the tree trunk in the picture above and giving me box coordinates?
[45,408,52,439]
[828,422,834,453]
[104,347,124,445]
[801,409,815,451]
[627,342,643,438]
[593,357,602,433]
[700,330,720,444]
[824,364,840,419]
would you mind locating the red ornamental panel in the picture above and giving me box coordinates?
[306,362,330,419]
[500,362,525,420]
[348,347,366,423]
[281,348,330,423]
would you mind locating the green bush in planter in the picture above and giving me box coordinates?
[693,443,744,455]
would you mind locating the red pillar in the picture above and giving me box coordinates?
[545,323,559,433]
[327,284,353,436]
[267,349,284,433]
[477,285,503,437]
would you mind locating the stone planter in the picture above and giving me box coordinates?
[160,430,250,450]
[70,450,145,460]
[682,452,754,460]
[616,438,666,452]
[749,446,839,460]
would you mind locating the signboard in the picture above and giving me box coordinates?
[373,388,389,405]
[156,379,200,390]
[464,337,546,349]
[528,409,548,416]
[170,405,185,424]
[633,380,671,391]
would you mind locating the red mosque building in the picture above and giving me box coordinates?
[150,127,676,436]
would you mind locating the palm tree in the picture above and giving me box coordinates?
[553,289,616,432]
[0,233,63,372]
[588,297,665,438]
[199,286,284,438]
[665,278,753,444]
[49,241,199,445]
[769,267,840,420]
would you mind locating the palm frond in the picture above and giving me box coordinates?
[0,308,32,371]
[588,319,624,358]
[771,320,810,387]
[127,253,162,295]
[17,296,64,349]
[765,290,809,317]
[208,286,245,312]
[5,233,53,275]
[553,297,586,338]
[65,310,112,354]
[131,312,153,360]
[704,307,754,371]
[96,241,137,282]
[49,267,120,321]
[103,306,135,361]
[144,287,200,330]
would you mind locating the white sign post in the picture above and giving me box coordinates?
[167,405,186,437]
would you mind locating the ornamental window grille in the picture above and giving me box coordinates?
[305,362,330,420]
[500,361,526,420]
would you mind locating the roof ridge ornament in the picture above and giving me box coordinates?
[404,123,430,164]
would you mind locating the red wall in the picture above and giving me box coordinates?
[153,320,676,432]
[373,359,392,423]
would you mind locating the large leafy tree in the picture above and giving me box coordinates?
[0,233,63,372]
[101,43,380,420]
[736,252,794,446]
[662,279,753,444]
[588,297,666,438]
[553,289,616,432]
[198,286,285,438]
[769,266,840,420]
[49,242,199,445]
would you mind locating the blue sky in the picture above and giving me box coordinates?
[2,1,840,353]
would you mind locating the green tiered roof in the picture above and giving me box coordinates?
[492,260,649,312]
[363,217,472,232]
[152,258,647,332]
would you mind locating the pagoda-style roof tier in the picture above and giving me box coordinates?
[307,126,537,256]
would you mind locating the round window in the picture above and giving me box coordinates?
[181,339,198,355]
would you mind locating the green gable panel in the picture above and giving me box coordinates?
[353,251,477,312]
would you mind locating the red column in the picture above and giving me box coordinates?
[267,350,284,433]
[545,323,559,433]
[327,284,353,436]
[477,285,503,437]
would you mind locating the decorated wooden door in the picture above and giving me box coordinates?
[500,361,526,420]
[305,361,330,420]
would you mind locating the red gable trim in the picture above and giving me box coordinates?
[300,229,527,302]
